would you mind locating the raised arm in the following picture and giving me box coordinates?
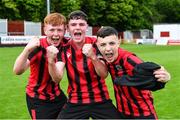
[82,44,108,79]
[46,45,65,83]
[13,37,40,75]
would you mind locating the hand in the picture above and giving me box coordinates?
[154,66,171,83]
[46,45,59,64]
[82,44,96,60]
[25,37,40,53]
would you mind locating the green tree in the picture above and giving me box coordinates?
[0,0,179,31]
[52,0,81,17]
[80,0,155,31]
[127,0,155,30]
[80,0,106,26]
[154,0,180,23]
[105,0,136,31]
[16,0,44,21]
[0,0,20,20]
[0,0,45,21]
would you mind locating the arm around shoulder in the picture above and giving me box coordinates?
[154,66,171,83]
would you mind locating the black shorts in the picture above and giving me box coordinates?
[120,112,157,119]
[57,100,123,119]
[26,92,67,119]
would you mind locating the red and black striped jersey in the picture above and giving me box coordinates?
[59,36,110,104]
[106,48,157,118]
[26,37,68,100]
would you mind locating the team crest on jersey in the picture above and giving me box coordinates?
[66,52,71,58]
[115,65,122,71]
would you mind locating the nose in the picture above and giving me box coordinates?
[53,30,59,36]
[75,24,81,29]
[105,44,111,51]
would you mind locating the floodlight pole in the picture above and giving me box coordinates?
[47,0,50,14]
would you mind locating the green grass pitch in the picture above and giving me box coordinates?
[0,44,179,119]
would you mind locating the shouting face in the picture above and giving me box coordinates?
[97,35,120,63]
[67,19,88,44]
[44,24,65,47]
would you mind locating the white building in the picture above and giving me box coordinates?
[153,24,180,45]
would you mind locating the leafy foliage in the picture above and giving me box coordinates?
[154,0,180,23]
[0,0,179,30]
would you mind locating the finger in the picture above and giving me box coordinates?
[48,46,58,54]
[82,50,88,56]
[155,74,170,82]
[157,78,169,83]
[160,66,165,70]
[54,48,59,54]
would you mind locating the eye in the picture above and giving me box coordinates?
[57,29,63,32]
[70,23,76,26]
[109,41,116,45]
[100,43,106,47]
[79,23,86,26]
[50,29,55,32]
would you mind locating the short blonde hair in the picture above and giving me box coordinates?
[44,13,66,26]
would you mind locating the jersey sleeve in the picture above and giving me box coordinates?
[123,53,143,75]
[57,47,65,63]
[28,47,42,61]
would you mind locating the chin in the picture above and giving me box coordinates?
[107,60,114,63]
[106,58,114,63]
[52,43,60,47]
[74,39,83,43]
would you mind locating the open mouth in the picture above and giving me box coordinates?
[74,32,82,39]
[50,37,60,46]
[52,37,60,41]
[104,52,114,61]
[105,52,113,58]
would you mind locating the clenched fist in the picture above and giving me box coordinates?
[25,37,40,53]
[46,45,59,64]
[82,44,96,60]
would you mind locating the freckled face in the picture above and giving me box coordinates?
[44,24,65,46]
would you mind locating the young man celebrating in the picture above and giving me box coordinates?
[13,13,67,119]
[55,10,120,119]
[96,26,171,119]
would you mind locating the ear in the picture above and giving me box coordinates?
[43,26,47,35]
[67,24,70,32]
[64,25,67,34]
[65,25,67,30]
[86,24,89,30]
[117,36,121,45]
